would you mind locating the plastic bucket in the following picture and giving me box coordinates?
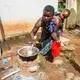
[51,41,61,57]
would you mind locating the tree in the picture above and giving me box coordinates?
[58,0,66,12]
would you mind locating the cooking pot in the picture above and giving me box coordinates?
[17,46,39,61]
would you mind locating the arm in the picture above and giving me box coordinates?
[51,18,61,41]
[30,18,42,40]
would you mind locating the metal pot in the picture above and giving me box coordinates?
[17,46,39,61]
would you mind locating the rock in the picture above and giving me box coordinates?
[28,65,40,73]
[65,78,71,80]
[19,35,26,39]
[61,45,75,52]
[68,29,80,37]
[53,59,63,65]
[66,53,73,58]
[60,37,70,46]
[74,29,80,34]
[66,45,75,51]
[60,52,64,56]
[66,72,75,79]
[61,43,64,47]
[74,76,80,80]
[59,66,67,73]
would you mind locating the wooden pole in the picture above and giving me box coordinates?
[0,17,10,54]
[0,18,5,42]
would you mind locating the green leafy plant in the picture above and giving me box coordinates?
[58,0,66,12]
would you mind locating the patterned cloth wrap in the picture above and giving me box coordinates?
[41,20,54,55]
[40,20,62,55]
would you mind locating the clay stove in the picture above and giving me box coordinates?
[17,45,40,73]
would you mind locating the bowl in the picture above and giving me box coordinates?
[17,46,39,61]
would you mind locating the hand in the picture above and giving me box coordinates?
[30,35,37,46]
[32,36,37,46]
[57,40,61,43]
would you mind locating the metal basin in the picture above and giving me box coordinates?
[17,46,39,61]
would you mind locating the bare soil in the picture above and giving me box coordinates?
[0,22,80,80]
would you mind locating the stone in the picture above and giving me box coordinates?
[28,65,40,73]
[66,72,75,79]
[61,45,75,52]
[65,78,70,80]
[60,52,64,56]
[53,59,63,65]
[60,37,70,46]
[19,35,26,39]
[74,76,80,80]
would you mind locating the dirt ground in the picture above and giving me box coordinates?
[62,30,80,66]
[0,22,80,80]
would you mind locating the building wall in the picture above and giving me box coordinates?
[0,0,58,37]
[76,0,80,26]
[66,0,77,28]
[0,0,58,21]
